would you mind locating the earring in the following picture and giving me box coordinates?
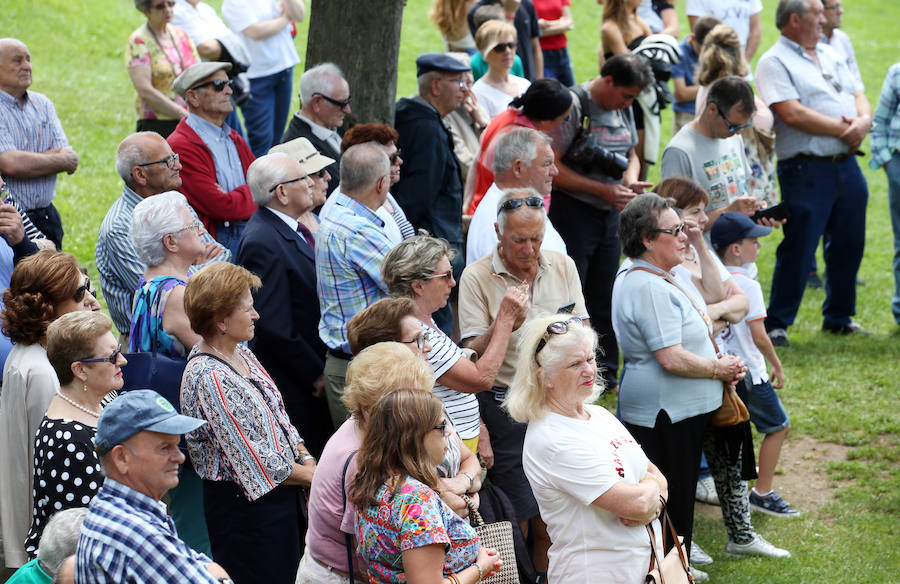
[83,383,88,393]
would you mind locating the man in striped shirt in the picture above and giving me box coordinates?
[0,38,78,250]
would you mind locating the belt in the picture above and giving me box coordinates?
[789,152,858,164]
[327,348,353,361]
[312,554,350,578]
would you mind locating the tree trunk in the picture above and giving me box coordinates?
[304,0,406,126]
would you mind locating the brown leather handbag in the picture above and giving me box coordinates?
[646,499,694,584]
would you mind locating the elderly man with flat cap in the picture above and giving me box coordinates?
[167,61,257,258]
[393,53,471,334]
[236,140,334,456]
[75,390,232,584]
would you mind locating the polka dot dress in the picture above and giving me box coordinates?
[24,417,103,556]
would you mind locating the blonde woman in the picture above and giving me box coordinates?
[472,20,531,119]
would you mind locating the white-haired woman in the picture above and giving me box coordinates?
[127,190,210,556]
[507,315,666,584]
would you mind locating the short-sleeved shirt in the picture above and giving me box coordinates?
[671,36,699,114]
[459,248,587,389]
[222,0,299,79]
[126,24,199,120]
[719,265,768,384]
[823,29,863,91]
[546,83,638,211]
[612,259,722,427]
[172,0,231,45]
[756,36,862,159]
[685,0,762,48]
[356,475,479,583]
[660,124,749,212]
[523,405,659,584]
[421,322,479,439]
[25,418,102,556]
[0,89,69,210]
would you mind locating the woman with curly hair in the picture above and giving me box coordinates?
[0,250,89,568]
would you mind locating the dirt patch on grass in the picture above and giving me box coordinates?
[695,436,851,518]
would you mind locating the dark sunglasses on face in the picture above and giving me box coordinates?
[653,223,687,236]
[189,79,233,93]
[79,344,123,365]
[390,149,402,165]
[498,196,544,213]
[152,0,175,10]
[492,41,517,53]
[716,107,753,133]
[313,92,351,109]
[534,318,583,364]
[424,270,453,281]
[74,278,97,302]
[315,169,329,179]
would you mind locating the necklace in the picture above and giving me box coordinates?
[56,390,101,418]
[206,342,248,375]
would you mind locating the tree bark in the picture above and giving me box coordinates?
[304,0,406,126]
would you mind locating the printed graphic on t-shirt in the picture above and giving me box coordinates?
[703,151,747,206]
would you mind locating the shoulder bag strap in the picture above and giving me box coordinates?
[341,450,359,584]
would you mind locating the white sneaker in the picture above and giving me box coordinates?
[695,475,719,505]
[726,534,791,558]
[690,566,710,582]
[691,541,714,566]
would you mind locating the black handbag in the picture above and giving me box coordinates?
[120,302,187,412]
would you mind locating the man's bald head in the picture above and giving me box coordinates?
[115,132,182,194]
[0,38,32,97]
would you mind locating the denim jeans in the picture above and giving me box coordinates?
[541,47,575,87]
[766,156,868,330]
[886,150,900,322]
[241,67,294,157]
[214,220,247,259]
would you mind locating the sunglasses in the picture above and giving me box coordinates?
[716,107,753,133]
[313,92,351,109]
[268,176,309,192]
[79,344,123,365]
[424,269,453,281]
[653,223,687,236]
[390,148,402,165]
[402,331,430,351]
[498,196,544,213]
[74,278,97,303]
[490,271,529,293]
[534,318,583,364]
[189,78,233,93]
[137,153,179,170]
[492,41,518,53]
[152,0,175,9]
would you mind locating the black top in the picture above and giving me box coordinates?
[25,417,103,556]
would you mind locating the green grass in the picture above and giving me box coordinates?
[5,0,900,581]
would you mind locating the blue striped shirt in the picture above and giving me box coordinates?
[315,191,392,352]
[0,89,69,209]
[871,62,900,169]
[75,478,217,584]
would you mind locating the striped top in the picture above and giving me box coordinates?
[181,345,303,501]
[0,89,69,210]
[76,478,216,583]
[422,321,479,440]
[315,192,392,352]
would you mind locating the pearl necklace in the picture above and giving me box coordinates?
[56,390,101,418]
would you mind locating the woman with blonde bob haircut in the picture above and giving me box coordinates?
[472,19,531,119]
[507,315,668,584]
[352,388,502,584]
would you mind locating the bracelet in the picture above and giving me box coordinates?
[475,562,485,582]
[297,453,315,465]
[460,471,475,492]
[711,359,719,380]
[447,573,461,584]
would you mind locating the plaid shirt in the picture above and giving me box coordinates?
[871,62,900,169]
[0,89,69,209]
[756,36,862,160]
[315,191,392,352]
[76,478,217,584]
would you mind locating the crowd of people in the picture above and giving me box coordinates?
[0,0,895,582]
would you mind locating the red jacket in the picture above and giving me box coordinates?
[167,118,257,238]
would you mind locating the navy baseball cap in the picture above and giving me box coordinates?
[94,390,206,455]
[416,53,471,77]
[710,212,772,251]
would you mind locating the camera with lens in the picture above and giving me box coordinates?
[562,134,629,180]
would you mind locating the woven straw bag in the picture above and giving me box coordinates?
[462,495,520,584]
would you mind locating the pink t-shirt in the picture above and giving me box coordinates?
[305,418,361,571]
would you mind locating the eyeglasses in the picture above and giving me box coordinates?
[390,149,402,165]
[498,196,544,213]
[822,72,843,94]
[189,78,233,93]
[152,0,175,10]
[401,331,430,351]
[492,41,518,53]
[653,223,687,236]
[173,221,202,235]
[313,93,351,109]
[268,176,309,192]
[716,107,753,134]
[314,169,329,179]
[534,318,583,364]
[74,278,97,303]
[137,153,180,170]
[433,421,449,436]
[440,77,467,88]
[424,270,453,281]
[823,2,841,10]
[79,344,123,365]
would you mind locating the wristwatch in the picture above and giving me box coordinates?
[298,453,315,465]
[217,578,234,583]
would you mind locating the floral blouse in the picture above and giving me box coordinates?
[126,23,198,120]
[181,345,303,501]
[356,475,480,583]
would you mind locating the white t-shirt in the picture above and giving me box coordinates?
[685,0,763,48]
[422,322,480,440]
[719,265,768,384]
[172,0,230,45]
[472,76,531,120]
[222,0,299,78]
[466,183,567,265]
[523,405,660,584]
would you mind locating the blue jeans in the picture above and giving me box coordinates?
[766,156,868,330]
[241,67,294,157]
[887,150,900,323]
[215,220,247,259]
[541,47,575,88]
